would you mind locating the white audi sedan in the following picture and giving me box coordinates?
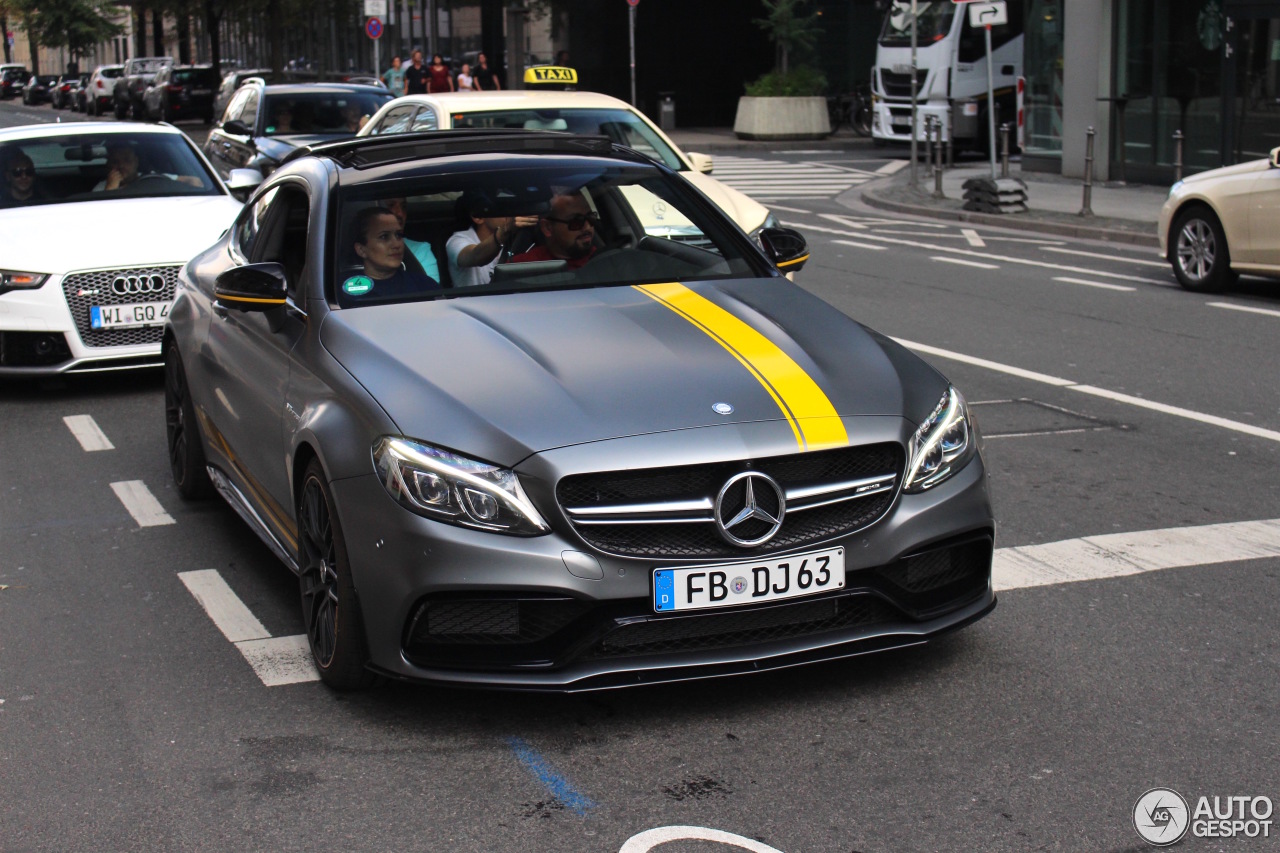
[0,123,247,375]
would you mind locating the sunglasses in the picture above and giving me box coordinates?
[8,167,34,178]
[545,213,599,231]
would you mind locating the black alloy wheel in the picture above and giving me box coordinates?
[1171,206,1236,293]
[297,459,375,689]
[163,346,214,499]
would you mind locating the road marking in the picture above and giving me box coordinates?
[832,239,887,251]
[932,256,999,270]
[620,827,785,853]
[894,338,1280,442]
[1208,301,1280,319]
[983,426,1112,439]
[765,203,812,215]
[507,737,597,815]
[876,160,909,174]
[961,228,986,247]
[63,415,114,451]
[110,480,175,527]
[1052,276,1137,292]
[1041,246,1169,268]
[995,517,1280,591]
[179,569,320,686]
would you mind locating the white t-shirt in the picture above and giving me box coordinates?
[446,227,499,287]
[457,72,475,91]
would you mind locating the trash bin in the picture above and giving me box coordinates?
[657,92,676,132]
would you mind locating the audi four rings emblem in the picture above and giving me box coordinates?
[111,274,166,296]
[714,471,786,547]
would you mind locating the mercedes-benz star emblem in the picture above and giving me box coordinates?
[714,471,785,547]
[712,402,734,415]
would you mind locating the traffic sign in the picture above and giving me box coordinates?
[967,1,1007,26]
[363,0,387,16]
[626,0,639,6]
[365,17,383,39]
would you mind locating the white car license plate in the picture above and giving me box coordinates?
[90,301,170,330]
[891,115,911,127]
[653,547,844,613]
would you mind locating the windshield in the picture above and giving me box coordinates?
[449,108,686,170]
[100,67,124,79]
[879,1,956,46]
[173,69,216,86]
[264,91,393,135]
[133,59,170,74]
[331,160,762,308]
[0,132,222,207]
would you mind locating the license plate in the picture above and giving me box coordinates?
[90,301,170,330]
[191,88,211,95]
[654,547,844,613]
[891,116,911,127]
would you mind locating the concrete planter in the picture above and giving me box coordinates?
[733,96,831,140]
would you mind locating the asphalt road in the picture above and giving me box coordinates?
[3,100,1279,852]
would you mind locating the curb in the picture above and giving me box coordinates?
[858,184,1162,249]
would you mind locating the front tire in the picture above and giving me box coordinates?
[1171,206,1236,293]
[297,460,375,690]
[164,346,214,499]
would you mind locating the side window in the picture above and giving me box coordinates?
[248,187,310,297]
[236,186,279,260]
[409,107,438,131]
[372,104,416,135]
[240,89,260,130]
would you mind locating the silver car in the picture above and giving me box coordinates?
[163,130,994,690]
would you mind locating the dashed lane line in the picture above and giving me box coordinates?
[1052,276,1136,292]
[110,480,175,527]
[932,256,999,270]
[1208,301,1280,319]
[961,228,986,247]
[766,203,812,215]
[178,569,319,686]
[63,415,113,451]
[1040,245,1169,267]
[894,338,1280,443]
[876,160,910,174]
[832,239,887,251]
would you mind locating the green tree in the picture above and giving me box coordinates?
[754,0,820,75]
[18,0,123,62]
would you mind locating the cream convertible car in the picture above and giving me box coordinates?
[1159,145,1280,292]
[356,89,776,239]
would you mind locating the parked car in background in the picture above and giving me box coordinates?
[213,67,271,119]
[203,81,391,182]
[2,68,29,101]
[0,122,247,374]
[144,64,220,123]
[69,73,92,111]
[50,74,82,110]
[83,64,125,116]
[113,56,172,120]
[22,73,60,105]
[1159,144,1280,292]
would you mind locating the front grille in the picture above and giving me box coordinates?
[592,593,898,658]
[879,69,927,98]
[558,443,903,559]
[61,265,182,349]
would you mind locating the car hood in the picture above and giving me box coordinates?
[0,195,242,274]
[1179,157,1271,185]
[319,279,946,464]
[256,134,352,160]
[682,170,770,233]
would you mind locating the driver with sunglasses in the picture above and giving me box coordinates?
[509,188,598,270]
[0,150,44,207]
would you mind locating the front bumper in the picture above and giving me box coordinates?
[332,434,995,691]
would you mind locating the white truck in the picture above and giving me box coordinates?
[870,0,1024,150]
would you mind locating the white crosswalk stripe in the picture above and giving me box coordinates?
[711,156,872,200]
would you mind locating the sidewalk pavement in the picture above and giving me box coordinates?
[666,127,1166,249]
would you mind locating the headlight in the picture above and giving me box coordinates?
[0,270,50,296]
[749,211,781,249]
[904,386,978,493]
[373,437,549,536]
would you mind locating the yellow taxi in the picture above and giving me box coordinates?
[355,67,775,239]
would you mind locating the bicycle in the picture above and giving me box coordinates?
[826,84,873,137]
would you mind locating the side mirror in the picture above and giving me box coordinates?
[225,168,263,201]
[758,227,810,273]
[1271,146,1280,169]
[222,119,251,137]
[214,262,288,312]
[687,152,714,174]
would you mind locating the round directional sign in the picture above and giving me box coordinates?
[626,0,639,6]
[365,16,383,39]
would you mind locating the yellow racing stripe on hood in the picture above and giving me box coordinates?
[634,282,847,451]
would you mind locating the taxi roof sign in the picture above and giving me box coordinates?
[524,65,578,86]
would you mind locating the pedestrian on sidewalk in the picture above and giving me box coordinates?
[382,56,406,97]
[427,53,454,93]
[473,53,501,91]
[404,50,429,95]
[456,62,476,92]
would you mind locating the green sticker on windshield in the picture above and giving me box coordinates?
[343,275,374,295]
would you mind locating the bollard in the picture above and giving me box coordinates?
[932,120,945,199]
[924,116,935,171]
[946,108,954,169]
[999,123,1011,178]
[1173,129,1184,182]
[1080,126,1095,217]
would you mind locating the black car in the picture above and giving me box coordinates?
[22,73,60,105]
[2,69,29,100]
[202,81,391,181]
[50,74,82,109]
[144,64,220,123]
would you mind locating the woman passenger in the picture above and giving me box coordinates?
[342,206,439,302]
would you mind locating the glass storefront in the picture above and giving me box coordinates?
[1228,13,1280,162]
[1023,0,1064,161]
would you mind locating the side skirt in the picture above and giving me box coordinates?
[207,465,301,575]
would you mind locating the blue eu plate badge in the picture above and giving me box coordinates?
[654,570,675,612]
